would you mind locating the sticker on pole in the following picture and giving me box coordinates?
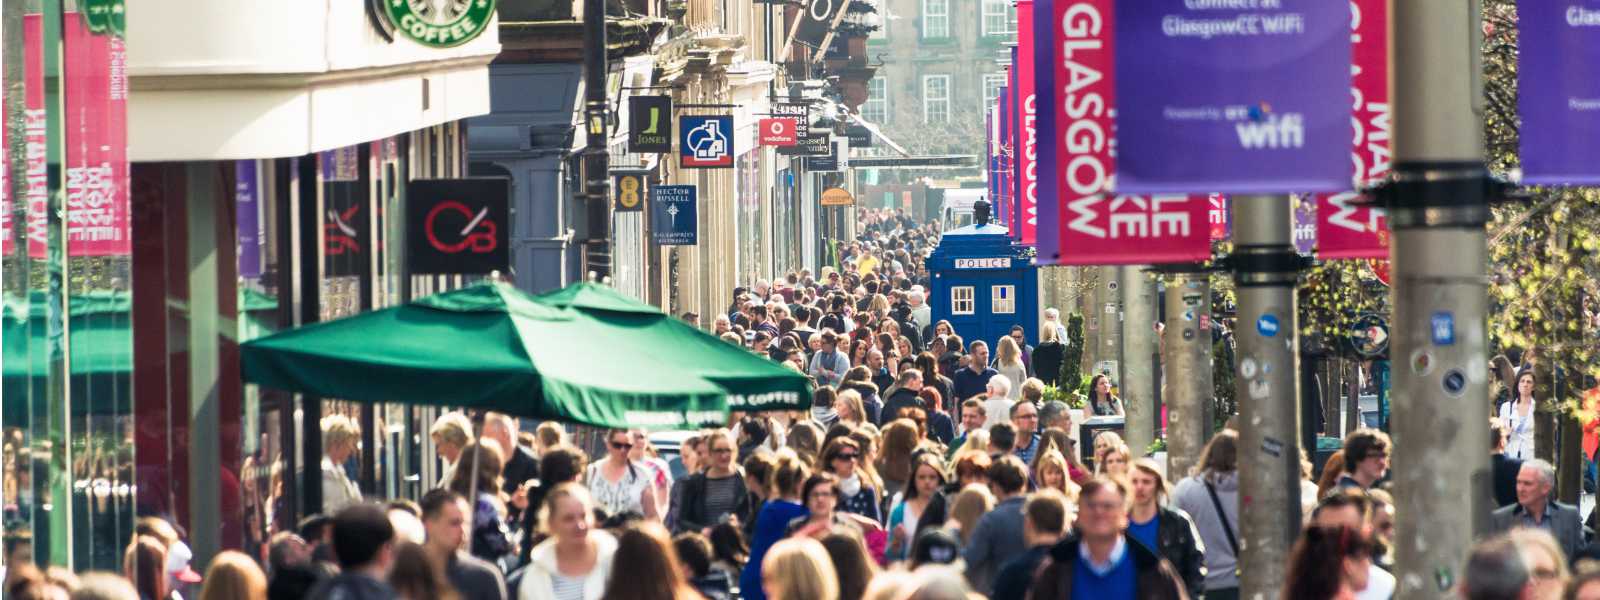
[1430,311,1455,346]
[1442,369,1467,398]
[1256,314,1280,338]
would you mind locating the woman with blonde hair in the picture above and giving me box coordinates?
[1098,443,1133,479]
[320,414,363,513]
[944,483,996,544]
[760,538,840,600]
[535,422,567,457]
[520,483,618,600]
[198,550,267,600]
[833,389,869,428]
[1510,527,1571,600]
[993,337,1027,400]
[1032,448,1080,502]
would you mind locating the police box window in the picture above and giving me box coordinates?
[952,286,975,315]
[991,285,1016,314]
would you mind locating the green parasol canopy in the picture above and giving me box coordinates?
[532,283,811,412]
[240,281,807,429]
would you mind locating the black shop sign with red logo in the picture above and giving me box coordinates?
[406,178,511,275]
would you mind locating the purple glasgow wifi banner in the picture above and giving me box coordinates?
[1113,1,1352,194]
[1520,2,1600,184]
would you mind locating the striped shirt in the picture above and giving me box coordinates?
[551,573,586,600]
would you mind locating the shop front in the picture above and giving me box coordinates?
[3,0,501,571]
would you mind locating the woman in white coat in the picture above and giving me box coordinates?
[519,483,618,600]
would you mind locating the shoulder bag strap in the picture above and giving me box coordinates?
[1204,479,1240,558]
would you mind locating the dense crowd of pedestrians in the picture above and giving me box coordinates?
[11,207,1600,600]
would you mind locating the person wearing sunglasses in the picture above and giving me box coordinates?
[584,429,657,521]
[819,437,882,525]
[673,429,750,535]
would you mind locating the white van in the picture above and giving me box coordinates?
[939,189,985,232]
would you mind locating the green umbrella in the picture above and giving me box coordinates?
[240,281,792,429]
[532,283,812,412]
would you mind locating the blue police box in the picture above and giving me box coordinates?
[925,201,1039,353]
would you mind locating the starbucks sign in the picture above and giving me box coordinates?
[373,0,496,48]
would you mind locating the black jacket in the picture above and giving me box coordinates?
[1028,533,1189,600]
[881,388,925,425]
[1032,341,1065,387]
[1492,453,1521,509]
[674,472,751,534]
[1149,508,1207,598]
[502,445,540,522]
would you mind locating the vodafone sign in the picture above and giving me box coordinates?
[759,118,798,146]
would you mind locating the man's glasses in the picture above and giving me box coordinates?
[835,453,860,461]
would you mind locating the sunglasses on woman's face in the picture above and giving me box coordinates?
[610,441,633,450]
[835,453,860,461]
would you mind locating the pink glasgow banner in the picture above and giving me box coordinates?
[29,14,130,258]
[1315,0,1389,260]
[22,15,46,257]
[1060,194,1213,265]
[1033,0,1210,265]
[1016,0,1038,245]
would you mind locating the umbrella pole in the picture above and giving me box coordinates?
[467,440,481,541]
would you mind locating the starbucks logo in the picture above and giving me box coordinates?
[376,0,496,48]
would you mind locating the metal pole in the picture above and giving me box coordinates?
[1121,265,1156,456]
[1387,1,1492,595]
[1229,194,1302,597]
[581,0,611,278]
[1162,271,1212,478]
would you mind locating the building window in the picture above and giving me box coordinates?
[982,0,1016,36]
[952,286,976,315]
[991,285,1016,314]
[922,74,950,124]
[922,0,949,39]
[983,73,1006,107]
[863,77,889,124]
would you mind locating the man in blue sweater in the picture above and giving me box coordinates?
[1028,477,1187,600]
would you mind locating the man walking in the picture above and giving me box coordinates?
[1335,428,1392,494]
[422,490,508,600]
[1029,477,1187,600]
[881,370,925,424]
[808,330,848,388]
[306,504,399,600]
[947,399,989,460]
[989,490,1068,600]
[1010,401,1042,464]
[963,456,1030,594]
[1489,458,1583,560]
[952,341,998,403]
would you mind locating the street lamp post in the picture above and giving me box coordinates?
[1387,1,1496,596]
[1230,194,1303,598]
